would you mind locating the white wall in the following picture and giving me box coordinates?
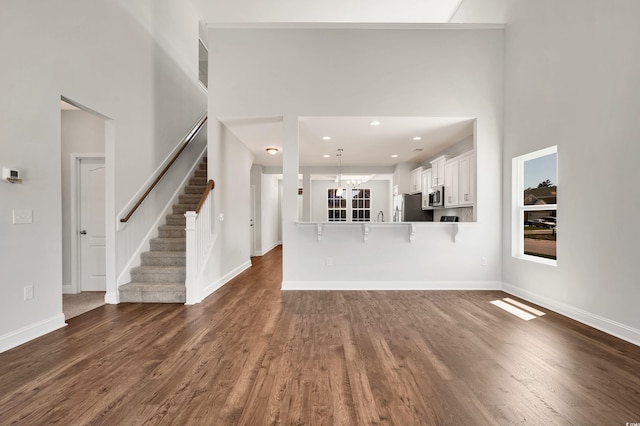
[250,164,263,254]
[198,121,254,294]
[249,166,281,256]
[0,0,206,352]
[60,110,106,293]
[503,0,640,344]
[261,173,282,254]
[208,27,504,288]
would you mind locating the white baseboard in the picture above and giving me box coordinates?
[501,282,640,347]
[282,280,502,291]
[62,284,75,294]
[105,291,119,304]
[199,260,252,301]
[255,241,281,256]
[0,314,66,353]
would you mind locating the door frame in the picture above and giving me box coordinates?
[250,185,256,256]
[69,153,105,294]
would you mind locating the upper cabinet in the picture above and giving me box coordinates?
[444,160,459,207]
[409,166,423,194]
[443,151,476,208]
[430,156,447,187]
[458,152,476,207]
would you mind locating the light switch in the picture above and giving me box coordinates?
[13,209,33,224]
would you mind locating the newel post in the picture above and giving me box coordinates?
[184,211,198,305]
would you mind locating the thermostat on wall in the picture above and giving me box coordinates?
[2,167,22,184]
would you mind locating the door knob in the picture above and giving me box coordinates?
[80,230,87,235]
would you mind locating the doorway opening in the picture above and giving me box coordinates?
[60,98,108,319]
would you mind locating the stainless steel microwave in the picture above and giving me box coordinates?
[429,185,445,208]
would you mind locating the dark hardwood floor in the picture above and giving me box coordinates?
[1,245,639,425]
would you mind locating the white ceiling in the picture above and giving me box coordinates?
[190,0,506,25]
[220,116,474,167]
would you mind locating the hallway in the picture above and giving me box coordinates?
[1,246,639,424]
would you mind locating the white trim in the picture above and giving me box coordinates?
[198,260,252,302]
[105,291,119,304]
[255,241,282,256]
[207,22,505,30]
[282,280,502,291]
[502,282,640,347]
[105,120,118,303]
[69,154,105,295]
[0,314,66,353]
[511,145,558,265]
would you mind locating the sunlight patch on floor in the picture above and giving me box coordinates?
[490,298,546,321]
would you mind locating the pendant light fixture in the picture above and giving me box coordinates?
[336,148,344,198]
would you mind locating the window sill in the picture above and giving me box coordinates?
[514,254,557,267]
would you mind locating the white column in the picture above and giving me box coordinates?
[281,115,299,286]
[184,211,198,305]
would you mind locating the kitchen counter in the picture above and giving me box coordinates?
[295,221,463,242]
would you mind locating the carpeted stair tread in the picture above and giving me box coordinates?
[158,225,186,238]
[150,237,186,251]
[165,214,187,225]
[119,282,186,303]
[141,251,186,266]
[131,265,186,282]
[179,194,202,204]
[172,203,198,214]
[184,185,206,194]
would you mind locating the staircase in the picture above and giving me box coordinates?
[119,157,207,303]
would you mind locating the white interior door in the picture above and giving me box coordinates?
[79,158,106,291]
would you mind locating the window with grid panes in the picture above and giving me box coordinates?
[351,189,371,222]
[327,189,347,221]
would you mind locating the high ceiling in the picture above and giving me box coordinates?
[206,0,501,167]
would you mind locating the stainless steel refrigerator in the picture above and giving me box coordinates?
[393,194,434,222]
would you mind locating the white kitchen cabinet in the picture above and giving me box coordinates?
[430,156,447,187]
[458,152,475,206]
[444,160,459,207]
[421,168,432,209]
[409,167,423,194]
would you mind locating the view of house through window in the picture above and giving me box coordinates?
[513,146,558,263]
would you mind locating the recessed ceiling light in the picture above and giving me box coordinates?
[322,136,332,141]
[413,136,422,141]
[323,154,331,158]
[391,154,399,158]
[266,148,279,155]
[369,120,381,126]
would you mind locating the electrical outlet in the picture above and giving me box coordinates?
[13,209,33,224]
[481,257,488,266]
[24,285,34,300]
[325,257,333,266]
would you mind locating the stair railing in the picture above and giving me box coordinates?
[185,179,216,305]
[119,112,208,223]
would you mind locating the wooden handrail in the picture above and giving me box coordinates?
[195,180,215,214]
[120,113,208,223]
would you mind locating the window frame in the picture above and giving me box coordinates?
[327,187,371,222]
[512,146,558,266]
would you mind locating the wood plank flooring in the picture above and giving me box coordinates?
[1,245,640,424]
